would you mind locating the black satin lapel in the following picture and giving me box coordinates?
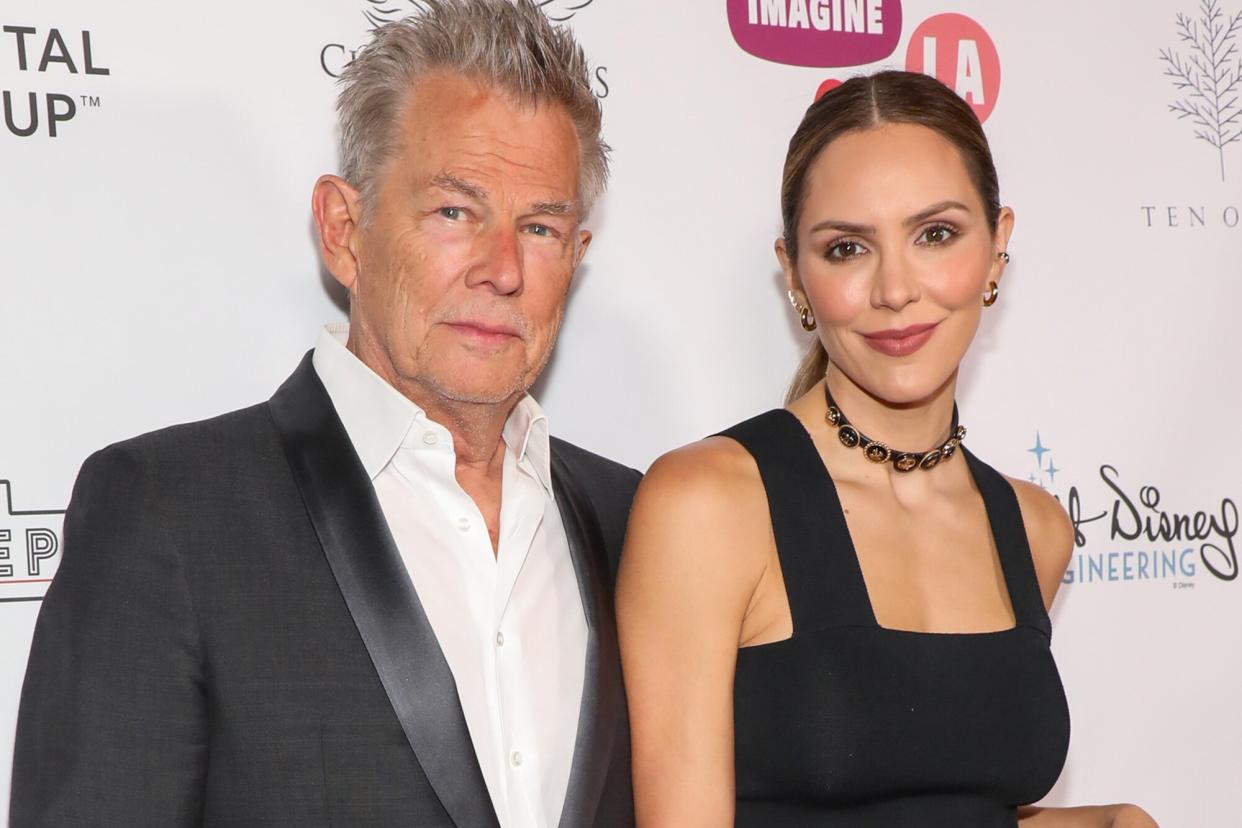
[552,449,624,828]
[268,353,500,828]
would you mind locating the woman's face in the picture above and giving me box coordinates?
[780,122,1013,406]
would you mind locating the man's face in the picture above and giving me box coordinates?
[350,71,589,407]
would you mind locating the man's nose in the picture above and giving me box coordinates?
[466,225,524,295]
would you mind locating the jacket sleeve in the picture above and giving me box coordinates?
[9,444,208,827]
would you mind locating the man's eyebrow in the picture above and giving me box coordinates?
[807,200,972,235]
[529,200,577,217]
[429,172,488,201]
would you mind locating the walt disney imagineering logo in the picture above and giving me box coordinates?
[1159,0,1242,182]
[0,480,65,603]
[1022,434,1238,588]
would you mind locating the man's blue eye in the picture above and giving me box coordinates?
[439,207,464,220]
[527,224,551,237]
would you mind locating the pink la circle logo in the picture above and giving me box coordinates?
[904,13,1000,123]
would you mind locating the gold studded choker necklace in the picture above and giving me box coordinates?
[823,384,966,473]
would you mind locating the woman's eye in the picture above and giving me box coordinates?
[827,240,865,261]
[919,224,957,245]
[438,207,465,221]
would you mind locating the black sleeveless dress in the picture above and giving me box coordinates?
[721,410,1070,827]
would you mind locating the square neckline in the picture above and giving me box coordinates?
[772,408,1034,639]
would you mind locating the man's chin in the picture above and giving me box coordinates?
[421,369,533,407]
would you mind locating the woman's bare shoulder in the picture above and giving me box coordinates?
[1006,476,1075,608]
[624,435,773,583]
[640,435,764,499]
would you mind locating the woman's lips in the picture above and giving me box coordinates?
[861,322,939,357]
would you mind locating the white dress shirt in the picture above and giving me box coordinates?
[312,325,587,828]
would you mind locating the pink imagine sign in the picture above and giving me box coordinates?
[727,0,903,68]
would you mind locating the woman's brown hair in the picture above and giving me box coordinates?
[782,70,1002,403]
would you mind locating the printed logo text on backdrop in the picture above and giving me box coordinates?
[727,6,1000,125]
[1145,0,1242,228]
[2,24,110,138]
[726,0,903,67]
[0,481,65,604]
[320,0,609,98]
[903,13,998,123]
[1020,435,1238,587]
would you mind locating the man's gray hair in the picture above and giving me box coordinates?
[338,0,609,220]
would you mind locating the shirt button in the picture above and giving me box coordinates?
[495,631,505,647]
[422,432,438,446]
[456,516,471,532]
[510,750,523,768]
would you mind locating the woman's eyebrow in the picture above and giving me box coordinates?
[903,200,970,227]
[808,200,971,235]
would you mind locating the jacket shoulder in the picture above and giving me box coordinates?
[550,437,642,581]
[95,403,275,462]
[83,402,282,481]
[73,402,285,526]
[550,437,642,498]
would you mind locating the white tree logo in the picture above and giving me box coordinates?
[1160,0,1242,180]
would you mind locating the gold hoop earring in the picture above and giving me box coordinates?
[800,305,817,331]
[982,281,999,307]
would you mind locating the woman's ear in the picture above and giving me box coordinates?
[776,237,807,306]
[992,206,1015,283]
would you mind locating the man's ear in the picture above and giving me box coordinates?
[573,229,592,269]
[312,175,364,291]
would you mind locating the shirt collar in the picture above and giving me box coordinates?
[312,324,418,480]
[505,394,552,495]
[311,324,553,492]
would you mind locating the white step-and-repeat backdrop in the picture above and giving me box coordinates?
[3,0,1239,823]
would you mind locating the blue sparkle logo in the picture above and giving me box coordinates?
[1024,432,1060,489]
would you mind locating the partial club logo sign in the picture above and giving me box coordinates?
[904,14,999,124]
[1021,434,1238,588]
[0,481,65,603]
[538,0,596,23]
[2,24,111,138]
[321,0,608,98]
[727,0,902,67]
[322,0,428,78]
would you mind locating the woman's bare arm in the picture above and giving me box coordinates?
[617,440,772,828]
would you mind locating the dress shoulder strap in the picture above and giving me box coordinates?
[962,449,1053,637]
[715,409,876,632]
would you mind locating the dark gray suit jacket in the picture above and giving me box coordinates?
[10,354,639,827]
